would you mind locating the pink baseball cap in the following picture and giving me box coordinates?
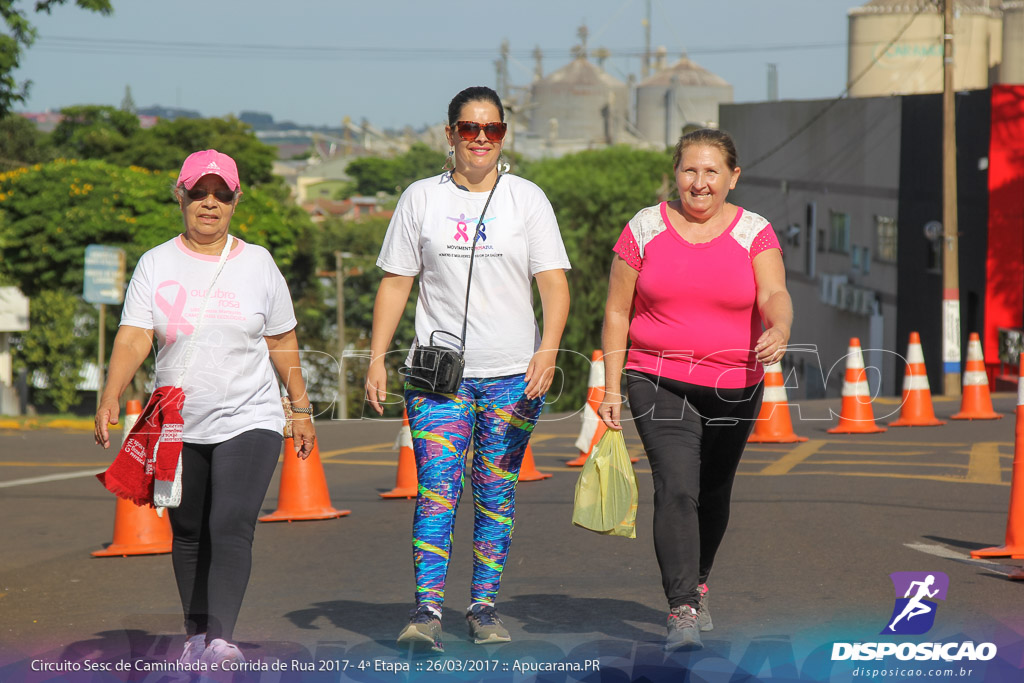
[176,149,240,190]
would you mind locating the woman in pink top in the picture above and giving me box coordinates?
[599,129,793,652]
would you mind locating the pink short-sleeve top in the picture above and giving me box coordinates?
[612,202,781,389]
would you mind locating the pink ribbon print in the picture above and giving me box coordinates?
[450,213,471,242]
[155,281,194,343]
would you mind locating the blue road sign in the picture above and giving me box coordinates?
[83,245,126,305]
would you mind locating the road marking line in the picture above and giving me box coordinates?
[815,450,934,457]
[759,439,825,475]
[904,542,1016,575]
[812,460,966,469]
[319,443,394,457]
[966,442,1005,485]
[0,468,105,488]
[758,471,1007,485]
[832,440,974,447]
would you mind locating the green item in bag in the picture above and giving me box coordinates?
[571,429,638,538]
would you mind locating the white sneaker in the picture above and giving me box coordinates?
[199,638,245,665]
[178,634,206,665]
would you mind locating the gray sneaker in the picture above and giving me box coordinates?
[665,605,702,652]
[177,634,206,665]
[397,604,444,652]
[697,583,713,631]
[199,638,245,666]
[466,603,511,644]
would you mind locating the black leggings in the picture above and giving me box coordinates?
[166,429,282,642]
[626,371,762,610]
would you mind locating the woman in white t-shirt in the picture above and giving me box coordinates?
[93,149,315,667]
[366,86,571,652]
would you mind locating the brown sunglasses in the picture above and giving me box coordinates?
[454,120,507,142]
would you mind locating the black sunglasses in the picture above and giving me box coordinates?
[454,120,507,142]
[186,187,237,203]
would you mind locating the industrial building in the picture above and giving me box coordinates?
[848,0,1019,96]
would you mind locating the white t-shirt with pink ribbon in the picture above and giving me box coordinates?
[377,172,571,378]
[121,235,297,443]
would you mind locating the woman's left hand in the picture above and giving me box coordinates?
[291,417,317,459]
[755,325,790,366]
[524,348,558,400]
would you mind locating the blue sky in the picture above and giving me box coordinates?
[20,0,859,129]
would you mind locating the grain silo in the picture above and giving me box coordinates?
[1003,1,1024,83]
[527,51,629,145]
[847,0,1002,97]
[635,51,733,148]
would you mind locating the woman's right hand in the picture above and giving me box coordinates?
[598,389,623,431]
[95,396,120,449]
[365,360,389,416]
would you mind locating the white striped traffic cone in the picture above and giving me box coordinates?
[748,362,807,443]
[828,338,887,434]
[951,332,1002,420]
[889,332,945,427]
[568,350,607,467]
[971,356,1024,559]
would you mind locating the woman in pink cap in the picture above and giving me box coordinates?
[93,149,315,666]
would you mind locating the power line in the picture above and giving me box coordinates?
[745,5,930,172]
[35,34,858,62]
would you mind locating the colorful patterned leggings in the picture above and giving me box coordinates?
[405,374,544,609]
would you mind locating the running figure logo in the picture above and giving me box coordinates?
[882,572,948,635]
[448,213,496,242]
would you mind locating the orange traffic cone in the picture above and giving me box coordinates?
[568,350,607,467]
[518,444,551,482]
[93,400,173,557]
[748,362,807,443]
[380,408,418,499]
[971,357,1024,559]
[828,338,887,434]
[951,333,1002,420]
[260,402,350,522]
[889,332,945,427]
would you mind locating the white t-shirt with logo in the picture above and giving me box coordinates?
[121,235,297,443]
[377,172,571,377]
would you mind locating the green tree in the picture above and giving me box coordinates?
[340,143,446,199]
[50,112,278,187]
[49,105,140,162]
[0,1,113,117]
[317,214,415,418]
[521,145,673,409]
[14,289,90,412]
[125,116,277,185]
[0,113,50,166]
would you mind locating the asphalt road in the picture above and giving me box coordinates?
[2,394,1023,683]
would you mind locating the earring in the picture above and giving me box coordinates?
[442,147,455,171]
[497,155,510,175]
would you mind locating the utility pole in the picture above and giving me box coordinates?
[335,251,348,420]
[642,0,651,79]
[942,0,961,396]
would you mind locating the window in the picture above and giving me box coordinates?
[852,245,862,270]
[875,216,897,262]
[862,248,871,274]
[829,211,850,254]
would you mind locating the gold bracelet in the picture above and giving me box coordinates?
[292,405,313,415]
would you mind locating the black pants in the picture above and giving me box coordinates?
[626,371,762,610]
[167,429,282,642]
